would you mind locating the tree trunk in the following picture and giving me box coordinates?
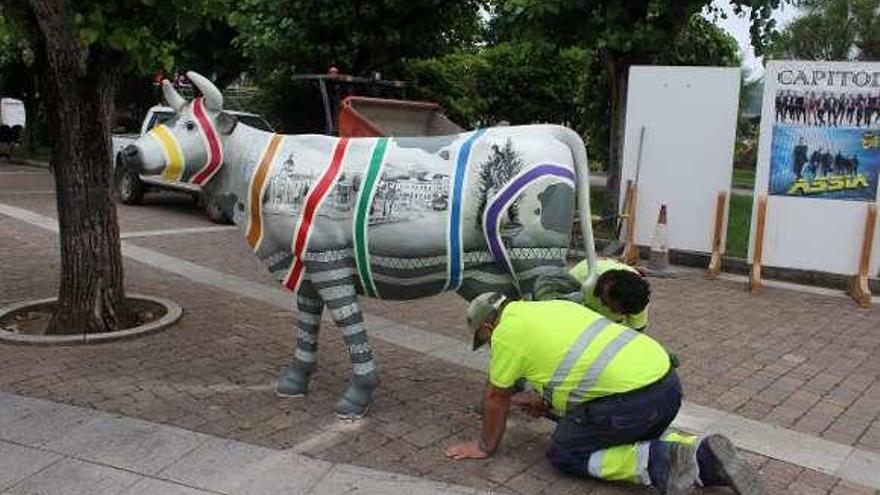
[603,53,630,219]
[27,0,132,335]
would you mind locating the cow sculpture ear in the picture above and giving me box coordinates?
[216,112,238,135]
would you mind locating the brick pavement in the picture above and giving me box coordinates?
[2,164,880,494]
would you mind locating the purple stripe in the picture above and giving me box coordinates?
[485,164,575,272]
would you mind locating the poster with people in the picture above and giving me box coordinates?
[768,76,880,201]
[751,61,880,278]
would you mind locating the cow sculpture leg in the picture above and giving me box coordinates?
[276,280,324,397]
[315,275,379,419]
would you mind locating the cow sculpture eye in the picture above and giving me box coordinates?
[185,121,196,131]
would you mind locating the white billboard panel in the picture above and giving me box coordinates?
[620,66,740,254]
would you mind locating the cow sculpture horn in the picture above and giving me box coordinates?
[161,80,186,112]
[186,71,223,112]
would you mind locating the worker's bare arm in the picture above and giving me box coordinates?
[444,385,513,460]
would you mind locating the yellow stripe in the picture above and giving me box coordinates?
[152,125,184,181]
[246,134,283,249]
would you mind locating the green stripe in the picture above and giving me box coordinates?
[354,138,389,298]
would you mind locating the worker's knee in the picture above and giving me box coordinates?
[545,444,589,478]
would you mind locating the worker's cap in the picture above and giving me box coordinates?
[467,292,507,351]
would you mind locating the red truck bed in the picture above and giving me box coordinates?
[338,96,462,138]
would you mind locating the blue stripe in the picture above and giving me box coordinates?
[446,129,486,291]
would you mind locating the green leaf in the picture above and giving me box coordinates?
[78,27,100,45]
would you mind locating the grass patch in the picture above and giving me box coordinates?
[731,168,755,190]
[587,187,615,239]
[725,194,752,259]
[9,145,51,163]
[585,185,752,259]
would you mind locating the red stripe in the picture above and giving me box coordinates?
[283,138,350,291]
[191,98,224,185]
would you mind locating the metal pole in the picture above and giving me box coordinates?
[634,125,646,185]
[318,79,333,135]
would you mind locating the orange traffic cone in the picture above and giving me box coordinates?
[648,205,676,277]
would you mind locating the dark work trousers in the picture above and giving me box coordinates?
[545,370,683,477]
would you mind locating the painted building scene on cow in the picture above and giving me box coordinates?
[118,71,597,420]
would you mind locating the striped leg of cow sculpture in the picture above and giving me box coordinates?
[120,71,597,419]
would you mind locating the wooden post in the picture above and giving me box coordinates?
[707,191,727,279]
[620,182,639,265]
[750,195,768,294]
[848,202,877,307]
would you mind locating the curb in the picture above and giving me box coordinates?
[0,294,182,345]
[1,157,50,168]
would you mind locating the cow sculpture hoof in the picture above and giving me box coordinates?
[275,366,312,398]
[335,373,379,420]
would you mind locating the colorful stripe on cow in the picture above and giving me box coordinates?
[190,97,225,185]
[283,138,351,293]
[246,133,284,250]
[353,138,390,298]
[150,124,185,182]
[444,128,486,291]
[483,163,575,292]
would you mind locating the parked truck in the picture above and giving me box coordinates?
[111,105,273,223]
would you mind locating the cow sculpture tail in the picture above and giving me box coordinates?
[552,126,598,292]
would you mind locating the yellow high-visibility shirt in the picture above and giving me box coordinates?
[488,300,669,415]
[569,258,649,330]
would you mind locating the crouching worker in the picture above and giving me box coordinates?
[534,258,650,331]
[444,293,762,495]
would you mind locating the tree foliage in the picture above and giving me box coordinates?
[230,0,484,77]
[406,41,588,128]
[229,0,484,131]
[487,0,782,214]
[768,0,880,60]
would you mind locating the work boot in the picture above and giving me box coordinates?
[654,441,698,495]
[275,364,313,398]
[335,372,379,420]
[697,434,764,495]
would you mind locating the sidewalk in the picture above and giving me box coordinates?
[0,392,481,495]
[2,163,880,494]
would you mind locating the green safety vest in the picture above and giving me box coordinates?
[488,300,668,415]
[569,258,649,329]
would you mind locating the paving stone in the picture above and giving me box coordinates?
[2,458,140,495]
[308,464,481,495]
[160,438,332,495]
[44,413,210,475]
[0,395,97,447]
[0,440,61,491]
[120,478,216,495]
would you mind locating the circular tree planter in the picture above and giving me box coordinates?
[0,294,182,345]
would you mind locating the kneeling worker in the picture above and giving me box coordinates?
[534,258,650,331]
[444,293,762,495]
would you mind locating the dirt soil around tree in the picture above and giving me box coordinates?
[0,297,167,335]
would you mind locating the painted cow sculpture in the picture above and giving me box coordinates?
[121,71,598,418]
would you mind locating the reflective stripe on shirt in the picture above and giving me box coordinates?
[566,328,640,409]
[541,317,611,407]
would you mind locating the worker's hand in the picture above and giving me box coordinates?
[512,395,549,418]
[444,440,489,460]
